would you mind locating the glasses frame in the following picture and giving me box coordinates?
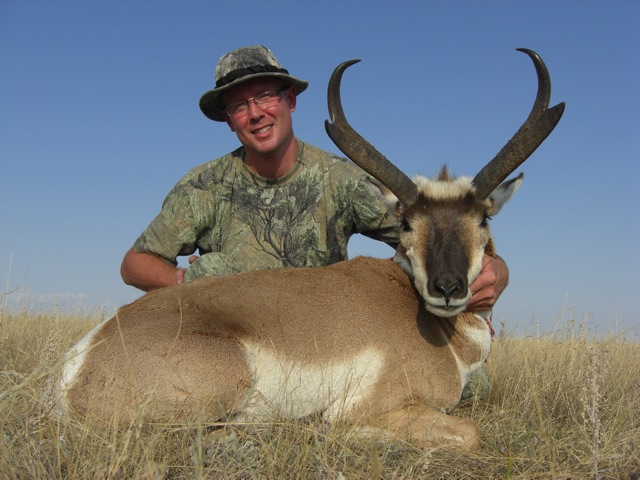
[224,86,291,119]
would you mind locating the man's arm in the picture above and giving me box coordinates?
[120,248,186,292]
[467,254,509,312]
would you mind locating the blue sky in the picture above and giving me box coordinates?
[1,1,638,337]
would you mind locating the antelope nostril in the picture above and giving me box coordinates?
[435,279,461,304]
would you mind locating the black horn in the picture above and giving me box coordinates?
[325,60,418,206]
[472,49,565,199]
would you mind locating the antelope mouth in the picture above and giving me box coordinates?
[423,287,470,318]
[425,301,467,318]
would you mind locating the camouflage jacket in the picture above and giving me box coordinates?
[133,139,401,281]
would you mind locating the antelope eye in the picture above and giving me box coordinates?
[480,214,492,228]
[401,219,412,232]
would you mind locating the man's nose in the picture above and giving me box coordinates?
[246,100,264,118]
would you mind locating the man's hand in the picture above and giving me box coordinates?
[467,255,509,312]
[172,255,199,285]
[175,255,199,284]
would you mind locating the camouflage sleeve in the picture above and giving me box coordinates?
[350,171,402,248]
[132,173,214,265]
[183,252,238,281]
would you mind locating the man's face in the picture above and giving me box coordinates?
[221,78,296,157]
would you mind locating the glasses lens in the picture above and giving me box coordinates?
[226,101,247,117]
[254,91,280,106]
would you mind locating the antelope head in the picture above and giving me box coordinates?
[325,49,565,317]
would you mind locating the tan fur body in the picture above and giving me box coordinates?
[61,256,492,449]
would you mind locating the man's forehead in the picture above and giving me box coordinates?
[221,78,287,103]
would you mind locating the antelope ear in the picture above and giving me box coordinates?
[487,172,524,216]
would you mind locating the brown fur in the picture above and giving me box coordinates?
[62,257,491,449]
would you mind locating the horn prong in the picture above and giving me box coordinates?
[472,49,565,199]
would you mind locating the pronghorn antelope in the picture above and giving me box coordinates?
[59,49,564,449]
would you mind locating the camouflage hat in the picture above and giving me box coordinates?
[199,45,309,122]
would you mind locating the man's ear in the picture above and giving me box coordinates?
[284,86,296,113]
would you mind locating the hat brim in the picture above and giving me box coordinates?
[199,73,309,122]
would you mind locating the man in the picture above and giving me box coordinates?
[121,45,508,314]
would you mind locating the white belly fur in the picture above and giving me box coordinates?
[239,342,385,421]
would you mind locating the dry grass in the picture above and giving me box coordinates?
[0,308,638,479]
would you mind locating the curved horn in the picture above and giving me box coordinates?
[325,60,418,206]
[472,48,566,199]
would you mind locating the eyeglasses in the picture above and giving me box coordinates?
[224,87,290,118]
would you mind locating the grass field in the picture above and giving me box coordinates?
[1,308,638,479]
